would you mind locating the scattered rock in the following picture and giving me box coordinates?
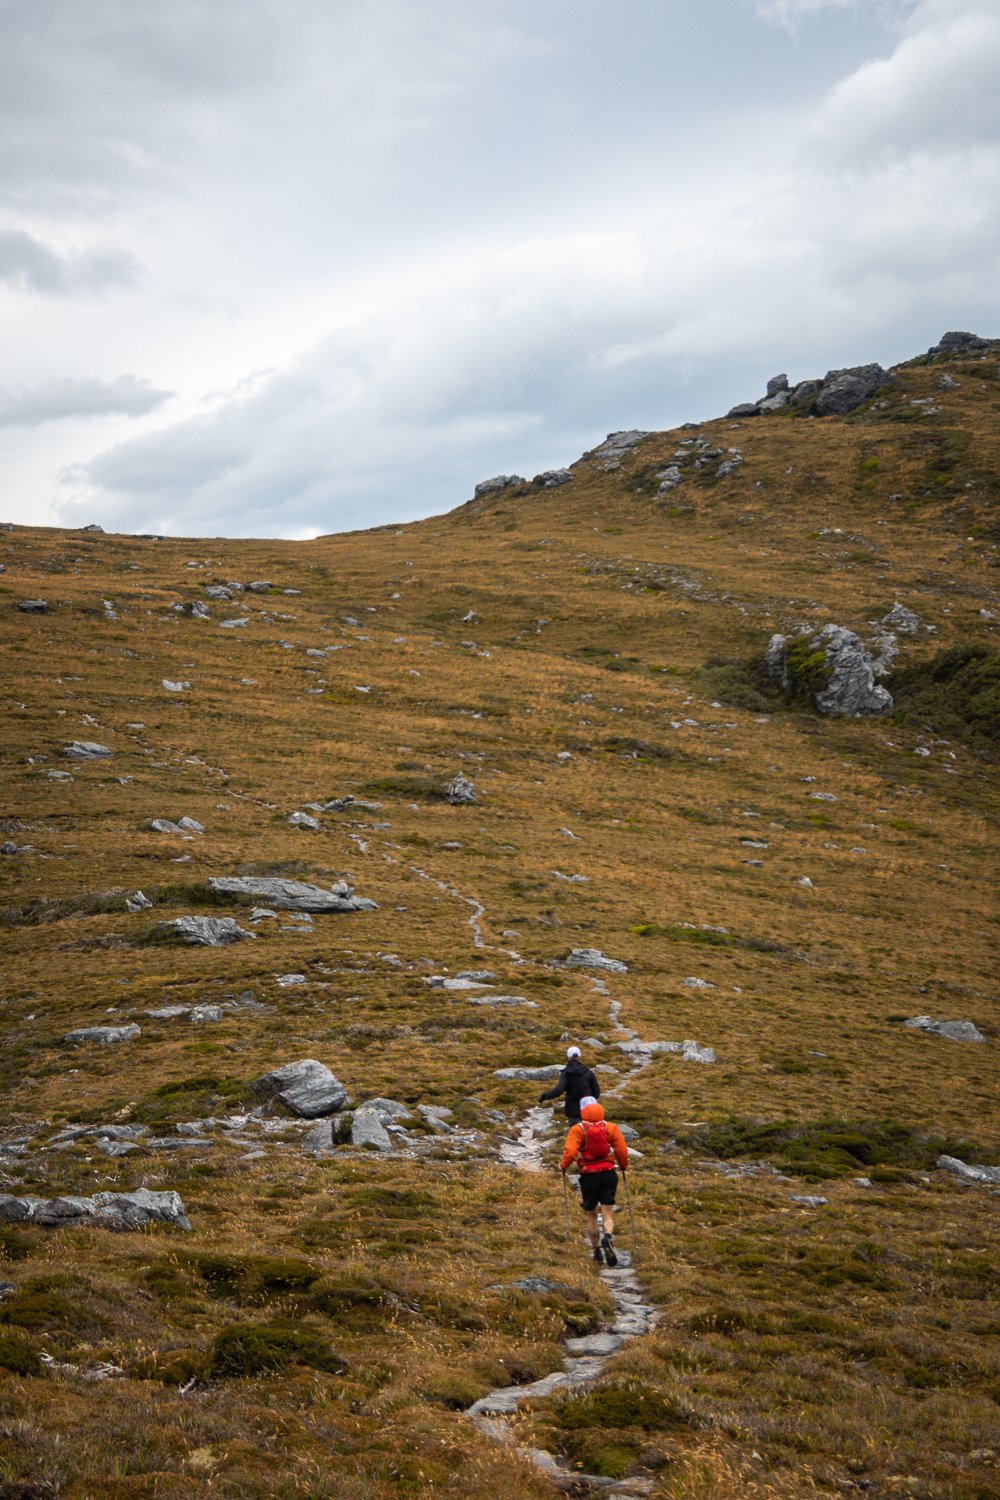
[881,602,925,635]
[903,1016,985,1043]
[64,740,112,759]
[726,402,760,418]
[937,1154,1000,1185]
[250,1059,348,1117]
[275,974,306,986]
[766,623,893,717]
[588,430,654,470]
[182,601,211,619]
[0,1189,190,1231]
[64,1024,140,1046]
[150,916,256,946]
[190,1005,222,1024]
[474,475,525,498]
[1,841,18,855]
[16,599,48,613]
[207,876,377,912]
[926,330,991,359]
[681,977,714,990]
[485,1276,576,1296]
[790,1195,828,1208]
[445,773,476,805]
[125,890,153,913]
[162,680,190,693]
[469,995,537,1008]
[563,947,628,974]
[681,1040,716,1063]
[177,816,204,833]
[533,469,574,488]
[350,1108,394,1152]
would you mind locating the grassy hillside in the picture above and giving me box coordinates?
[1,341,998,1499]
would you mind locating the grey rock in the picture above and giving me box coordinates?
[250,1059,348,1117]
[82,523,105,533]
[533,469,573,488]
[207,875,377,912]
[17,599,49,613]
[249,907,278,922]
[790,1195,828,1207]
[588,430,654,469]
[927,331,991,359]
[150,818,185,834]
[493,1065,562,1081]
[203,585,232,600]
[64,1024,140,1046]
[248,580,272,592]
[617,1122,640,1141]
[358,1097,413,1122]
[303,1120,333,1151]
[146,1005,190,1019]
[726,402,760,418]
[815,363,887,416]
[790,379,820,404]
[351,1107,394,1151]
[275,973,306,986]
[151,916,256,946]
[937,1154,1000,1185]
[288,811,321,829]
[182,601,211,619]
[716,456,743,477]
[682,1040,716,1063]
[766,374,789,397]
[563,947,628,974]
[91,1125,147,1140]
[445,773,476,805]
[759,390,790,413]
[469,994,537,1007]
[95,1140,139,1157]
[485,1276,575,1296]
[0,1189,190,1232]
[64,740,112,759]
[881,602,923,635]
[766,624,893,717]
[565,1332,623,1356]
[474,475,525,499]
[190,1005,222,1024]
[125,890,153,913]
[681,976,713,990]
[1,841,18,855]
[145,1137,207,1151]
[177,816,204,833]
[162,679,190,692]
[903,1016,985,1043]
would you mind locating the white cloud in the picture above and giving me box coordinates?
[0,375,171,428]
[814,1,1000,155]
[0,229,138,293]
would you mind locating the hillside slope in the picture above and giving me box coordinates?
[1,337,998,1499]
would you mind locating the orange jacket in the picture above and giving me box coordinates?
[560,1102,628,1172]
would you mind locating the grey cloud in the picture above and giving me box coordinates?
[0,375,171,428]
[0,229,138,293]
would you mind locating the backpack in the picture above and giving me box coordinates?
[579,1120,613,1172]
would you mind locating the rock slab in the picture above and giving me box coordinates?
[151,916,256,946]
[903,1016,985,1044]
[250,1059,348,1117]
[207,876,377,912]
[0,1189,190,1231]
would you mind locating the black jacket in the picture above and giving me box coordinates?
[539,1058,601,1119]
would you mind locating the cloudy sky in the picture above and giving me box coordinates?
[2,0,997,539]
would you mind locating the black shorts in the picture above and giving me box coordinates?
[579,1170,618,1211]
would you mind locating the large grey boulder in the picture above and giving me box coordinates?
[937,1155,1000,1184]
[927,331,991,359]
[474,475,525,498]
[64,1024,140,1046]
[815,363,886,416]
[903,1016,985,1044]
[563,947,629,974]
[208,876,377,913]
[726,402,760,418]
[533,469,573,489]
[250,1059,347,1117]
[350,1108,394,1152]
[0,1189,190,1231]
[588,430,654,470]
[766,624,893,717]
[151,916,256,946]
[766,374,789,397]
[64,741,112,759]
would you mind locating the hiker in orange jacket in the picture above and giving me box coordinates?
[560,1098,628,1266]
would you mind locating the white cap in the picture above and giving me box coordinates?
[567,1046,581,1059]
[579,1095,597,1108]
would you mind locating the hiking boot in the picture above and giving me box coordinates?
[592,1244,604,1264]
[601,1234,618,1267]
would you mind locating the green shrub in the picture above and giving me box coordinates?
[0,1331,43,1376]
[133,1346,207,1385]
[686,1117,980,1179]
[0,1226,36,1262]
[553,1380,691,1431]
[362,775,448,801]
[890,643,1000,757]
[208,1320,344,1378]
[693,657,774,712]
[783,636,830,703]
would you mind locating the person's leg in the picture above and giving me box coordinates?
[585,1208,601,1245]
[600,1208,615,1238]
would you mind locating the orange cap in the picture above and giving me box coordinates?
[581,1101,604,1122]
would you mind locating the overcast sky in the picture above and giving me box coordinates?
[1,0,997,539]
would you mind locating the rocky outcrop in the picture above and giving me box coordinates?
[250,1059,348,1117]
[587,431,654,471]
[926,331,992,359]
[766,624,893,717]
[64,1025,140,1046]
[474,475,525,499]
[150,916,256,946]
[64,741,112,759]
[208,876,376,912]
[0,1189,190,1231]
[937,1154,1000,1184]
[728,363,886,419]
[533,469,573,488]
[563,947,629,974]
[903,1016,985,1044]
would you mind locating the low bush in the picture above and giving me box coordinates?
[890,643,1000,757]
[208,1320,344,1378]
[686,1117,980,1179]
[0,1331,43,1376]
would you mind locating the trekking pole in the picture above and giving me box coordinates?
[561,1171,572,1241]
[622,1172,640,1263]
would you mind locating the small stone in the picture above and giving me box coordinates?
[190,1005,222,1024]
[1,841,17,855]
[288,811,321,829]
[790,1195,828,1207]
[563,947,628,974]
[474,475,525,498]
[681,977,714,989]
[162,680,190,692]
[64,741,112,759]
[533,469,573,488]
[682,1040,716,1063]
[275,973,307,987]
[16,599,48,613]
[445,773,476,805]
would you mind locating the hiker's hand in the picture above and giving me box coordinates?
[537,1096,546,1105]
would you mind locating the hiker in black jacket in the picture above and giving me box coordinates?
[539,1047,601,1123]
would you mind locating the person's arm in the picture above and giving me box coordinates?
[539,1068,567,1104]
[607,1122,629,1171]
[587,1068,601,1100]
[560,1123,585,1171]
